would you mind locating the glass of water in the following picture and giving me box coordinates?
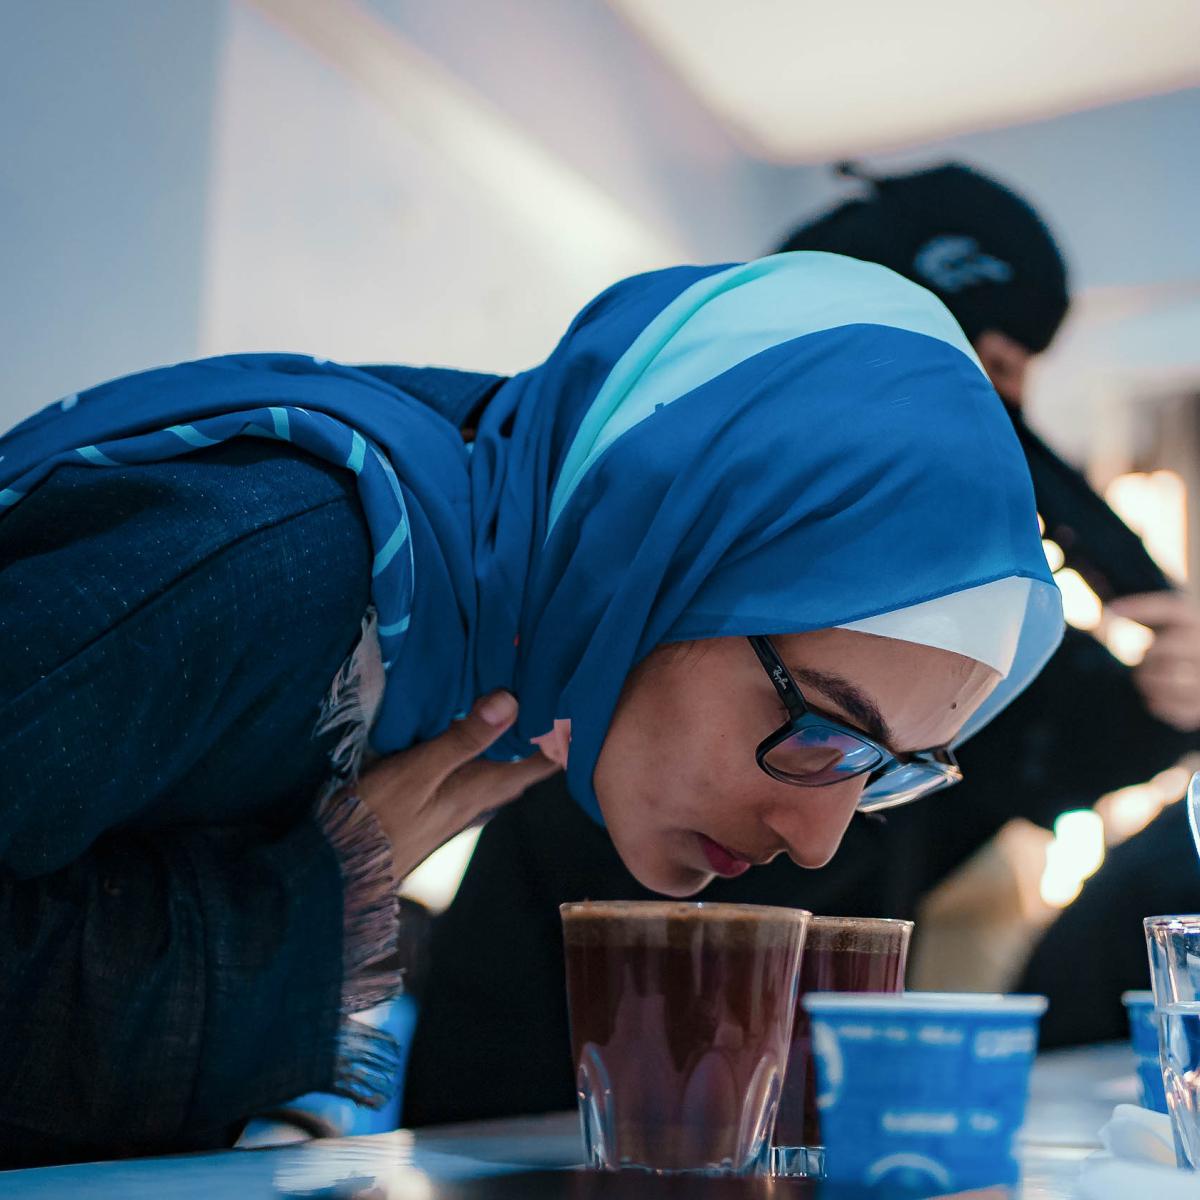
[1144,915,1200,1168]
[1159,1002,1200,1168]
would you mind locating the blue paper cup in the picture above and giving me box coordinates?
[1122,990,1169,1114]
[802,992,1047,1194]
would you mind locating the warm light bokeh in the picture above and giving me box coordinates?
[1105,469,1188,583]
[1055,567,1103,631]
[1094,763,1192,846]
[1039,809,1106,908]
[400,827,483,913]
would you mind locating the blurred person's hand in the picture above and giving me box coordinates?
[1109,592,1200,732]
[354,690,559,879]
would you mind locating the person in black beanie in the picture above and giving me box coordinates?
[400,163,1200,1128]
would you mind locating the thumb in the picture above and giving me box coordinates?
[429,690,518,778]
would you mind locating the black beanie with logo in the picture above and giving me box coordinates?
[776,162,1070,354]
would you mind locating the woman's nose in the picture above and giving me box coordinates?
[762,776,865,868]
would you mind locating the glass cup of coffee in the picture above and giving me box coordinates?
[772,915,913,1178]
[561,900,810,1176]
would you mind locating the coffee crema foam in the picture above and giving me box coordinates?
[561,901,808,949]
[805,915,913,956]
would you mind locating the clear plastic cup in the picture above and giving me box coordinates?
[1145,915,1200,1006]
[561,900,809,1175]
[1144,915,1200,1165]
[803,991,1047,1193]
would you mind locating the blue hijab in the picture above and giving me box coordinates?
[0,253,1061,820]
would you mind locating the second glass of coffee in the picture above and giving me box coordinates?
[773,915,913,1177]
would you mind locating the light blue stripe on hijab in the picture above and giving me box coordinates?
[549,252,983,529]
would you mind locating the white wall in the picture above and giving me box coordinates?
[356,0,805,258]
[201,0,814,374]
[203,0,673,373]
[0,1,225,430]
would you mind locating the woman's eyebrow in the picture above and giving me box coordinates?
[789,664,895,751]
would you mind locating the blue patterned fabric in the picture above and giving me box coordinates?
[0,253,1061,821]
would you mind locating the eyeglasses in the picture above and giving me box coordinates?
[748,636,962,813]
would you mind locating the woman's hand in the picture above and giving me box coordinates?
[353,690,561,880]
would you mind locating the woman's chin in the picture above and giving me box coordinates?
[660,873,714,898]
[627,858,714,898]
[604,821,716,896]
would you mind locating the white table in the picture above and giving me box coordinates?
[0,1043,1139,1198]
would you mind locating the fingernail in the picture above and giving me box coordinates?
[478,690,516,727]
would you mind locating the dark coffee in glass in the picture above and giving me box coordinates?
[773,915,912,1166]
[562,900,809,1175]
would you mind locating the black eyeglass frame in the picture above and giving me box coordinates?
[748,635,962,812]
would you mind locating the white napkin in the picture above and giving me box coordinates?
[1076,1104,1200,1199]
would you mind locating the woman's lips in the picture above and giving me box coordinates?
[698,834,752,878]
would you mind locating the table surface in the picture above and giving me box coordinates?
[0,1042,1137,1199]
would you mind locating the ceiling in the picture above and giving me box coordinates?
[609,0,1200,161]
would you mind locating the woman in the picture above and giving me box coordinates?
[0,253,1061,1165]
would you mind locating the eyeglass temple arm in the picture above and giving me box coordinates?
[747,636,808,717]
